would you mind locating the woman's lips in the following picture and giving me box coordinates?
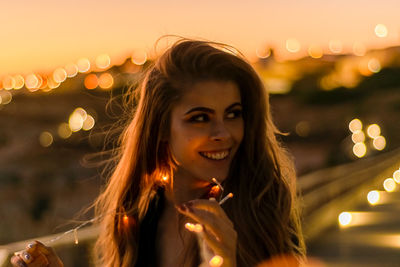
[199,149,230,160]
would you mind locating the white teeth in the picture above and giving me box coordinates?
[200,150,229,160]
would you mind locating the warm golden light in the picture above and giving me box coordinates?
[98,73,114,89]
[353,142,367,158]
[351,130,365,143]
[358,60,373,76]
[13,75,24,90]
[256,46,271,59]
[95,54,111,69]
[375,24,388,38]
[393,170,400,184]
[39,131,53,147]
[308,44,323,59]
[367,58,381,73]
[295,121,310,137]
[82,115,95,131]
[349,119,362,133]
[77,58,91,73]
[69,108,87,132]
[58,123,72,139]
[209,255,223,267]
[367,124,381,138]
[84,74,98,89]
[353,42,366,56]
[367,190,380,205]
[65,63,78,78]
[123,215,129,224]
[47,76,60,89]
[131,50,147,65]
[338,212,352,227]
[329,40,343,54]
[25,74,39,91]
[285,38,301,53]
[0,91,12,105]
[383,178,396,192]
[3,75,15,90]
[162,176,168,182]
[53,68,67,83]
[373,136,386,151]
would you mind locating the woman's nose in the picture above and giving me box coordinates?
[210,121,230,141]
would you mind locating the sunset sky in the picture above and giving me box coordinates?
[1,0,399,75]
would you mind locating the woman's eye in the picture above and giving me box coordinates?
[226,109,242,119]
[189,114,209,122]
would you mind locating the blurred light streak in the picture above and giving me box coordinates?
[84,74,98,89]
[367,124,381,138]
[98,73,114,89]
[39,131,53,147]
[375,24,388,38]
[285,38,301,53]
[77,58,91,73]
[131,50,147,65]
[383,178,396,192]
[339,211,391,227]
[338,212,352,227]
[95,54,111,69]
[373,136,386,150]
[328,40,343,54]
[349,118,362,133]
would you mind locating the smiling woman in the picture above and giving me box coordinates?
[11,37,306,267]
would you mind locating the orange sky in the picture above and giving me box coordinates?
[0,0,399,75]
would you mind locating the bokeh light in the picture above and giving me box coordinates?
[95,54,111,69]
[98,73,114,89]
[131,50,147,65]
[256,46,271,59]
[53,68,67,83]
[349,119,362,133]
[286,38,301,53]
[353,142,367,158]
[209,255,223,267]
[77,58,91,73]
[383,178,396,192]
[367,124,381,138]
[353,42,366,56]
[295,121,311,137]
[82,115,95,131]
[25,74,39,91]
[373,136,386,150]
[69,108,87,132]
[0,90,12,105]
[367,58,381,73]
[375,24,388,38]
[39,131,53,147]
[13,75,24,89]
[308,44,323,59]
[58,122,72,139]
[65,63,78,78]
[351,130,365,143]
[3,75,15,90]
[367,190,380,205]
[393,170,400,184]
[329,40,343,54]
[338,212,352,227]
[84,74,98,89]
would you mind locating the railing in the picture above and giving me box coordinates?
[1,147,399,266]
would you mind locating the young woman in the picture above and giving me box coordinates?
[11,38,305,267]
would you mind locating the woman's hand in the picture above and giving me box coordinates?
[177,198,237,267]
[11,241,64,267]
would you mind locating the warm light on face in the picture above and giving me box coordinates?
[351,130,365,143]
[375,24,388,38]
[367,190,380,205]
[373,136,386,151]
[353,142,367,158]
[329,40,343,54]
[338,212,352,227]
[285,38,301,53]
[39,131,53,147]
[383,178,396,192]
[349,119,362,133]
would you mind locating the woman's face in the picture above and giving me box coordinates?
[169,80,244,183]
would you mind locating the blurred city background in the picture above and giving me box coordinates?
[1,1,400,266]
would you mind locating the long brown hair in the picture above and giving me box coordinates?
[93,36,305,266]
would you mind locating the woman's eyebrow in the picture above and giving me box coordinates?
[184,102,242,115]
